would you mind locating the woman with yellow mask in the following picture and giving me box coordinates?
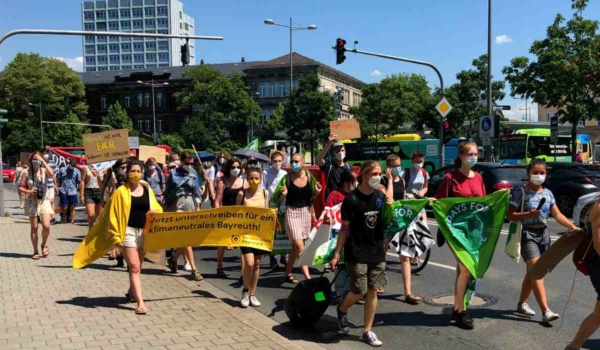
[235,167,270,308]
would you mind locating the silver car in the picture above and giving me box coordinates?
[573,191,600,227]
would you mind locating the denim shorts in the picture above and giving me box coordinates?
[521,227,550,261]
[123,227,145,249]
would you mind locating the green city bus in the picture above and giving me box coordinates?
[498,128,573,165]
[341,134,441,173]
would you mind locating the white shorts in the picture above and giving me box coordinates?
[123,227,145,249]
[46,189,55,200]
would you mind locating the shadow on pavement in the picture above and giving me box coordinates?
[56,296,134,310]
[56,237,84,243]
[271,315,348,345]
[583,339,600,349]
[0,252,34,259]
[191,290,238,308]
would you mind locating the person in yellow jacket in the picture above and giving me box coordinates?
[73,161,162,315]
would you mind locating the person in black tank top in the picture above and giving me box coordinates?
[215,158,246,277]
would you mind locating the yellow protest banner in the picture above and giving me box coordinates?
[82,129,130,164]
[144,206,277,252]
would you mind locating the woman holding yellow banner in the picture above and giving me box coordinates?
[115,161,162,315]
[236,167,270,308]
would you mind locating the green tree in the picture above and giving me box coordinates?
[262,103,285,140]
[0,53,88,154]
[503,0,600,161]
[104,102,136,136]
[282,73,337,154]
[158,133,185,154]
[175,65,260,146]
[47,112,88,146]
[351,73,434,157]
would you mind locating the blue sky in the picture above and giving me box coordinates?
[1,0,599,121]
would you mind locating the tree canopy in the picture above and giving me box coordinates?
[104,102,136,136]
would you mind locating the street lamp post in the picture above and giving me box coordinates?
[137,80,168,144]
[28,102,43,148]
[486,0,494,162]
[264,18,317,93]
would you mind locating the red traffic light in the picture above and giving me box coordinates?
[444,123,450,130]
[337,39,346,47]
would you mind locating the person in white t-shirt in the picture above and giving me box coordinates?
[261,150,288,270]
[206,151,230,208]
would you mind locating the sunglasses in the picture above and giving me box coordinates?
[168,166,176,170]
[120,166,127,170]
[231,166,240,170]
[291,161,301,165]
[184,163,194,166]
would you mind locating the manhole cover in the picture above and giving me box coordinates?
[424,293,498,308]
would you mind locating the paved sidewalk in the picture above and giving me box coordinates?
[0,217,325,350]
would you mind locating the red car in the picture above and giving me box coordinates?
[2,163,15,183]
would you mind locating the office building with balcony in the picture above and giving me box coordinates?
[81,0,195,72]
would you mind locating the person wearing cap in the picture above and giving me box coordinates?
[57,158,82,224]
[317,133,352,198]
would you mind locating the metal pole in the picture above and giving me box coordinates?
[486,0,493,162]
[0,125,4,216]
[0,29,223,46]
[347,48,446,166]
[290,17,293,93]
[42,121,112,129]
[39,103,43,149]
[151,80,157,144]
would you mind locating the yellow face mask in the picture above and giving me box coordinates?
[248,179,261,188]
[128,173,142,184]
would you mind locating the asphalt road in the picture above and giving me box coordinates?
[3,183,598,349]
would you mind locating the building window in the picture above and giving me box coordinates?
[120,9,130,18]
[85,35,95,43]
[101,95,107,110]
[125,96,131,108]
[120,21,131,30]
[98,44,107,53]
[86,67,96,72]
[133,43,143,52]
[98,35,107,43]
[108,10,118,19]
[157,41,168,51]
[84,23,94,31]
[145,120,150,131]
[158,52,169,62]
[97,22,107,31]
[84,11,94,20]
[122,54,132,63]
[137,93,143,107]
[145,93,150,107]
[145,42,156,51]
[279,83,286,97]
[96,11,106,19]
[109,35,119,42]
[157,119,162,132]
[97,56,107,64]
[145,0,155,4]
[156,92,163,107]
[132,8,143,18]
[85,45,95,54]
[134,54,144,63]
[110,66,120,71]
[138,119,143,130]
[259,84,266,98]
[85,56,96,65]
[132,20,143,29]
[157,29,168,34]
[109,44,119,53]
[185,23,189,31]
[146,53,156,62]
[122,65,132,70]
[270,84,276,98]
[108,0,118,7]
[121,43,131,52]
[98,67,108,71]
[110,55,120,64]
[121,0,131,6]
[157,6,168,16]
[144,7,155,17]
[157,18,168,28]
[109,21,119,30]
[145,19,155,28]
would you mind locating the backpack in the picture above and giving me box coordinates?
[573,227,597,275]
[403,167,428,187]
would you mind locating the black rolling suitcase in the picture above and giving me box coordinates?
[284,270,341,327]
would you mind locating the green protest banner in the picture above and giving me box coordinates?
[432,191,509,307]
[387,199,429,237]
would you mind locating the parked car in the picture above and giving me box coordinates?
[426,163,528,198]
[544,163,600,217]
[2,163,15,183]
[573,191,598,228]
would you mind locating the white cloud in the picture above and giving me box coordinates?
[52,56,84,72]
[495,35,513,45]
[370,69,382,77]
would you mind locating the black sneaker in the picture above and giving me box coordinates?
[269,256,279,269]
[453,310,474,330]
[116,255,125,268]
[167,257,177,273]
[336,305,350,334]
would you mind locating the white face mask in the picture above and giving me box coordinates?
[414,162,424,169]
[530,174,546,186]
[335,151,346,161]
[231,168,241,177]
[174,160,181,166]
[218,157,226,165]
[149,165,156,171]
[181,164,191,172]
[368,175,381,190]
[463,156,477,168]
[272,161,282,171]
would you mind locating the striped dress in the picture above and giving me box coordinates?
[284,177,313,241]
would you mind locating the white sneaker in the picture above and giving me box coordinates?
[542,309,560,323]
[517,303,536,316]
[362,331,382,347]
[183,263,192,272]
[249,295,261,307]
[240,291,250,308]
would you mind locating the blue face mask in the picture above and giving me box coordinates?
[291,163,302,172]
[392,167,403,177]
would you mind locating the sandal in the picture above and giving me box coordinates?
[405,294,422,304]
[32,253,40,260]
[216,268,228,278]
[135,307,147,315]
[41,246,49,257]
[377,289,385,294]
[284,275,299,284]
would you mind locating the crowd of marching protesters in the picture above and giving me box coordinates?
[13,134,600,349]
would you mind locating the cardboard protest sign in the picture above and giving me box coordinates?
[330,119,361,140]
[139,145,167,164]
[82,129,130,164]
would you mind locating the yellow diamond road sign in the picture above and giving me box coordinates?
[436,98,453,117]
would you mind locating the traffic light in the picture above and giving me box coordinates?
[443,122,453,145]
[334,38,347,65]
[181,40,190,66]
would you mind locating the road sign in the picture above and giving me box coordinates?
[493,105,511,111]
[479,115,494,138]
[436,98,453,117]
[128,136,140,149]
[550,115,558,143]
[482,137,491,146]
